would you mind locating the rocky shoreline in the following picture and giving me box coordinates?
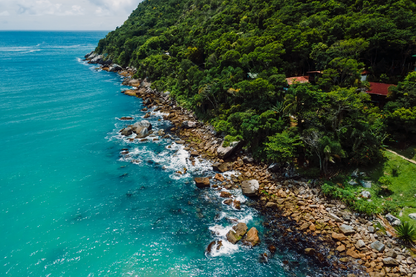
[84,52,416,277]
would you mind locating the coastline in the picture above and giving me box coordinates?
[86,54,416,277]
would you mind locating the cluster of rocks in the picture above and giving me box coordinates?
[84,51,137,77]
[206,223,260,255]
[256,178,416,276]
[90,55,416,277]
[120,120,152,138]
[194,172,261,254]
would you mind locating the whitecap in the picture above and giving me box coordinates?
[209,240,240,257]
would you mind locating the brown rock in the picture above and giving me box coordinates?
[299,222,311,231]
[214,173,225,182]
[305,248,316,255]
[336,244,346,252]
[277,189,287,198]
[309,223,316,231]
[346,248,360,259]
[194,177,210,188]
[206,240,223,254]
[265,202,278,208]
[332,232,347,241]
[233,200,241,210]
[220,191,232,198]
[226,223,248,244]
[224,199,232,205]
[123,89,138,97]
[275,198,286,204]
[268,245,277,253]
[212,162,231,173]
[339,257,349,263]
[243,227,260,247]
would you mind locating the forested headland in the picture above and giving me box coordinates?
[95,0,416,175]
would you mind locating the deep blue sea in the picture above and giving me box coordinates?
[0,31,317,276]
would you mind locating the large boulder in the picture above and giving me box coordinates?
[339,224,355,235]
[371,240,385,252]
[123,89,138,97]
[243,227,260,247]
[194,177,210,188]
[359,180,372,188]
[383,257,399,266]
[120,126,133,136]
[90,54,103,64]
[385,213,401,226]
[360,190,371,199]
[133,120,152,130]
[206,240,223,254]
[132,120,152,138]
[109,64,122,72]
[220,191,232,198]
[181,121,198,129]
[241,179,259,197]
[217,141,240,159]
[122,78,141,87]
[267,163,281,173]
[84,51,94,59]
[226,223,248,244]
[212,162,231,173]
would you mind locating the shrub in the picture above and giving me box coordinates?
[395,222,416,245]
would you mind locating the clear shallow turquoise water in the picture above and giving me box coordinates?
[0,31,316,276]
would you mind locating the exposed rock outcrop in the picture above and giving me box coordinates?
[132,120,152,138]
[243,227,260,246]
[194,177,210,188]
[241,179,259,197]
[226,223,248,244]
[217,141,240,159]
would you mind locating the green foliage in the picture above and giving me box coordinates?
[264,131,303,163]
[223,135,242,147]
[94,0,416,171]
[321,181,395,215]
[395,222,416,245]
[385,72,416,137]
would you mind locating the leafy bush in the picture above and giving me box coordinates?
[321,182,387,215]
[264,131,303,163]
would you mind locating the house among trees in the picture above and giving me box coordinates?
[360,70,370,81]
[285,71,322,85]
[365,82,396,107]
[285,75,309,85]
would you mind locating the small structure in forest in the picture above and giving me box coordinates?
[361,70,370,81]
[285,71,322,85]
[365,82,396,107]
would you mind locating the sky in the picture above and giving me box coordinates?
[0,0,143,30]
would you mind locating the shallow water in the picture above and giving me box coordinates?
[0,31,318,276]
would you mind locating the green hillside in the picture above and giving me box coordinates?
[95,0,416,172]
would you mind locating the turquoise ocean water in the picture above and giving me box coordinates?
[0,31,317,276]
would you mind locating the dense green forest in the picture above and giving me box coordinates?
[95,0,416,174]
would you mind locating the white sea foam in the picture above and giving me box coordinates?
[209,240,240,257]
[206,207,255,257]
[209,224,233,237]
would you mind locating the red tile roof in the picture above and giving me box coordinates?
[286,76,309,85]
[366,82,396,96]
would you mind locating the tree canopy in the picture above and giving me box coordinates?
[95,0,416,173]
